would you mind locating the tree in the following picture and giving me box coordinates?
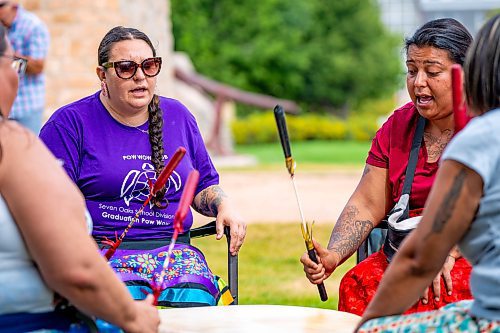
[171,0,402,116]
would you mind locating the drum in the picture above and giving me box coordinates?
[159,305,360,333]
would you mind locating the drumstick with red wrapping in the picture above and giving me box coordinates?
[274,104,328,302]
[452,64,471,134]
[101,147,187,260]
[151,169,200,305]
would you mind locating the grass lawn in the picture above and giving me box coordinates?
[234,140,370,167]
[193,222,356,309]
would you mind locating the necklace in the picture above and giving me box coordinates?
[120,119,149,135]
[134,127,149,135]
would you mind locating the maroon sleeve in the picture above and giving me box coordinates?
[366,114,394,169]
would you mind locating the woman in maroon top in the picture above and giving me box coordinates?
[301,18,473,316]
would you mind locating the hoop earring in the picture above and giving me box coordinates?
[101,80,109,98]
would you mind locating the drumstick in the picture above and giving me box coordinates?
[273,105,328,302]
[452,64,470,134]
[101,147,187,260]
[152,169,200,305]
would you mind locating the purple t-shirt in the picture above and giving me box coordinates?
[40,92,219,241]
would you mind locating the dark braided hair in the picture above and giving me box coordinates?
[98,26,167,208]
[148,94,168,207]
[405,18,473,65]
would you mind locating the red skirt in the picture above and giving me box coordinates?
[338,249,473,316]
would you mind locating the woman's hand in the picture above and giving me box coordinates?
[300,239,339,284]
[192,185,247,256]
[420,250,458,304]
[126,294,160,333]
[215,207,247,256]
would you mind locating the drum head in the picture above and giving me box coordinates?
[159,305,360,333]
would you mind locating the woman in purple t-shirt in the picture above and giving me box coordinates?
[40,26,246,307]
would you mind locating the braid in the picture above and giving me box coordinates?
[148,94,167,208]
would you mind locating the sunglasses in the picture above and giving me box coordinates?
[1,54,27,75]
[101,57,162,80]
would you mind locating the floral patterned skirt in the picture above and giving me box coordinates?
[358,300,500,332]
[102,243,232,307]
[338,248,473,316]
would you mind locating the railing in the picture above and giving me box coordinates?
[174,68,299,155]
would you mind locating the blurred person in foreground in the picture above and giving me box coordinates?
[357,13,500,332]
[301,18,474,315]
[0,0,49,133]
[40,26,246,307]
[0,24,159,332]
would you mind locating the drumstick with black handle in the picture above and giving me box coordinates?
[273,104,328,302]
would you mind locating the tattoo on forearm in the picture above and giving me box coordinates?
[362,166,370,176]
[193,185,227,217]
[210,186,225,215]
[327,205,374,259]
[431,168,467,233]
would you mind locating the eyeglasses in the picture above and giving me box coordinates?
[101,57,162,79]
[1,54,27,75]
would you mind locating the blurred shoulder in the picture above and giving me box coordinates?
[45,93,99,124]
[0,120,40,175]
[0,119,36,146]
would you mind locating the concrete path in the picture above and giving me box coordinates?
[193,167,363,226]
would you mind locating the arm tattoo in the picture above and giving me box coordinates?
[327,205,374,259]
[431,168,467,233]
[362,165,370,176]
[193,185,227,217]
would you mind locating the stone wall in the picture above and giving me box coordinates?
[21,0,173,120]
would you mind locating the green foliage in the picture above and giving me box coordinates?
[355,94,399,117]
[301,0,403,110]
[347,96,398,139]
[171,0,403,113]
[346,116,379,141]
[193,222,356,308]
[486,8,500,19]
[231,96,396,144]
